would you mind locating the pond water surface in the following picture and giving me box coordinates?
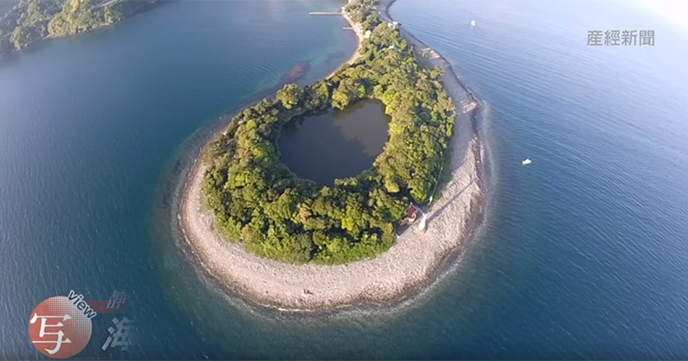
[279,99,390,185]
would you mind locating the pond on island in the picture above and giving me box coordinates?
[279,100,391,185]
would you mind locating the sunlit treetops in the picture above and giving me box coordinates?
[0,0,157,56]
[202,0,456,264]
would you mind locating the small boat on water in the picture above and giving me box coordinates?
[522,158,532,165]
[471,20,476,26]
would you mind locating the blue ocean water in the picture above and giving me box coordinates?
[0,0,356,358]
[389,0,688,358]
[1,0,688,359]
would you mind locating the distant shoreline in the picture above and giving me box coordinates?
[0,1,161,61]
[175,0,486,312]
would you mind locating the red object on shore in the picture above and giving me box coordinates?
[406,204,419,223]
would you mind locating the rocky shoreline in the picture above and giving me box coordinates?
[175,0,485,312]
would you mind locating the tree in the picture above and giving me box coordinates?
[10,26,26,49]
[305,82,330,110]
[276,84,302,110]
[9,25,41,49]
[361,11,380,32]
[331,87,351,110]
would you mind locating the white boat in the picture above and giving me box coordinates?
[522,158,532,165]
[471,20,476,26]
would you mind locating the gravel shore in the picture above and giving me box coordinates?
[176,0,485,311]
[326,2,363,79]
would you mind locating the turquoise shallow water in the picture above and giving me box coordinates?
[2,0,688,359]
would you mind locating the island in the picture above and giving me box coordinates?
[0,0,158,59]
[178,0,484,310]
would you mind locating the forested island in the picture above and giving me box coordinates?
[0,0,158,58]
[201,0,456,264]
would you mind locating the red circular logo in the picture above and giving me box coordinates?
[28,296,93,358]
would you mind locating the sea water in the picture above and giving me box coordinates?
[2,0,688,359]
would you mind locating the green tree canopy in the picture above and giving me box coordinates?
[202,0,456,264]
[276,84,303,110]
[0,0,158,57]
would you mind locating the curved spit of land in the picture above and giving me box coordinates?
[176,0,485,311]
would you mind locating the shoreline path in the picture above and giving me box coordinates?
[177,0,485,311]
